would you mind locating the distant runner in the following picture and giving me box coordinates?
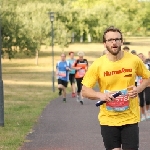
[67,51,76,98]
[56,53,71,102]
[72,51,88,105]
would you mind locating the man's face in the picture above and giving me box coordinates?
[61,54,66,61]
[79,56,83,60]
[104,31,123,56]
[138,54,144,61]
[70,53,74,59]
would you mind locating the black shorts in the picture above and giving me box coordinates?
[69,74,75,85]
[101,123,139,150]
[58,79,68,87]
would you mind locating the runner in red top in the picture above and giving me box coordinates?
[72,51,88,105]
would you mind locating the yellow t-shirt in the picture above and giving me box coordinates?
[82,51,150,126]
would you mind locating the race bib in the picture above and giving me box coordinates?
[58,71,66,77]
[78,69,85,76]
[105,89,129,112]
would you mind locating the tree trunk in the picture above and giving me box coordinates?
[35,50,38,65]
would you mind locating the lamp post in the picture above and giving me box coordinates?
[0,14,4,126]
[49,12,55,92]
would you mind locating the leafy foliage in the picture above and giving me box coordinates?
[1,0,150,59]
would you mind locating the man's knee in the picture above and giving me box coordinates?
[58,84,64,89]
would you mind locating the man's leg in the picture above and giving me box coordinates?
[121,123,139,150]
[76,78,80,102]
[70,74,76,97]
[75,77,83,105]
[58,79,63,95]
[79,78,83,105]
[58,84,64,95]
[72,82,76,96]
[62,86,66,102]
[144,87,150,119]
[101,125,121,150]
[138,91,146,121]
[61,80,68,102]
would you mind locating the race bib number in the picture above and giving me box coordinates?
[58,71,66,77]
[78,69,85,76]
[105,89,129,112]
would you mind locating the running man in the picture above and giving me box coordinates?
[67,51,76,98]
[82,26,150,150]
[72,51,88,105]
[137,53,150,121]
[56,53,71,102]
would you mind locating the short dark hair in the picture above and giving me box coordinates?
[123,46,130,50]
[103,26,123,43]
[131,50,137,55]
[69,51,74,55]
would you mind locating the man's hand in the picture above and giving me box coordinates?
[66,67,70,70]
[76,67,82,70]
[97,92,115,102]
[127,85,138,98]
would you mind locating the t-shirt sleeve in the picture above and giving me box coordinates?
[136,59,150,79]
[82,60,99,88]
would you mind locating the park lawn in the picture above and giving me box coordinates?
[0,58,59,150]
[0,42,149,150]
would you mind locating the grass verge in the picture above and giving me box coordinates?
[0,59,58,150]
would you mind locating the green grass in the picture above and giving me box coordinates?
[0,58,59,150]
[0,41,150,150]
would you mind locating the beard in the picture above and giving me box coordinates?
[106,45,121,56]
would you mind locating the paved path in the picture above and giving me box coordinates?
[20,93,150,150]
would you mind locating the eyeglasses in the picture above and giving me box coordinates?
[105,38,122,43]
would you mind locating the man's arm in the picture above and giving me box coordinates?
[56,68,59,76]
[56,63,58,76]
[127,78,150,98]
[82,85,100,100]
[82,85,114,101]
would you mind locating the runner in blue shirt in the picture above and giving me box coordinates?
[67,51,76,98]
[56,53,71,102]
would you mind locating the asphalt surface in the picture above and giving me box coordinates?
[20,93,150,150]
